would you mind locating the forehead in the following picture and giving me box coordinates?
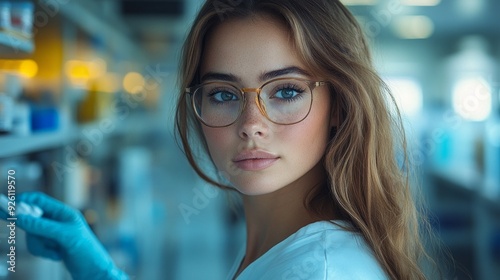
[200,15,308,82]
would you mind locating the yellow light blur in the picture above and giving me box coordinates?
[95,73,120,93]
[89,58,107,79]
[19,60,39,78]
[402,0,440,6]
[0,59,39,78]
[64,59,107,81]
[123,72,145,94]
[0,60,16,70]
[341,0,378,5]
[392,16,434,39]
[65,60,92,80]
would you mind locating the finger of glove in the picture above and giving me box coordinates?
[26,234,62,261]
[16,213,68,240]
[18,192,79,221]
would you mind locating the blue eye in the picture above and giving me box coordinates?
[210,91,239,103]
[272,84,305,101]
[275,88,299,99]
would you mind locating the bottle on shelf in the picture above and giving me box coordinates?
[0,2,12,31]
[12,97,30,135]
[10,1,34,37]
[30,90,59,133]
[0,91,13,134]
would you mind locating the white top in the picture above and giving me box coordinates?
[226,220,389,280]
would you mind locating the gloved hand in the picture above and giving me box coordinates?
[2,192,128,280]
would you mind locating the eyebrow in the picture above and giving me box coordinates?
[200,72,239,83]
[260,66,311,81]
[200,66,312,83]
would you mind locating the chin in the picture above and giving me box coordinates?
[236,188,275,196]
[232,179,286,196]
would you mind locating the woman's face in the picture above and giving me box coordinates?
[200,15,333,196]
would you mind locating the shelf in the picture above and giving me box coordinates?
[0,29,34,55]
[58,1,142,57]
[0,129,77,158]
[429,166,479,192]
[0,113,165,158]
[428,166,500,212]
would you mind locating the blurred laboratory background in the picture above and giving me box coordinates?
[0,0,498,279]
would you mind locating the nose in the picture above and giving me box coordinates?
[237,92,269,139]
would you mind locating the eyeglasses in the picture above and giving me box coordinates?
[186,77,327,127]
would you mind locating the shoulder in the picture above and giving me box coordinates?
[250,221,389,280]
[319,221,388,279]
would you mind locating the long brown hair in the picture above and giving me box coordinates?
[175,0,434,279]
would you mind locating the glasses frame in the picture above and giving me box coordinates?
[186,77,327,127]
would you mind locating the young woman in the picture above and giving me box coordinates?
[176,0,433,279]
[1,0,433,279]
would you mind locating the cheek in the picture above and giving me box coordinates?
[292,117,330,153]
[300,97,331,139]
[202,126,231,167]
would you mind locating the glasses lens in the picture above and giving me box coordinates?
[260,79,312,124]
[193,83,242,126]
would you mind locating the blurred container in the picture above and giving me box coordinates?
[30,91,59,132]
[0,2,11,30]
[77,82,115,124]
[0,92,14,134]
[10,1,33,36]
[12,100,30,135]
[30,105,58,132]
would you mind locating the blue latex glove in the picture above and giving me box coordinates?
[1,192,128,280]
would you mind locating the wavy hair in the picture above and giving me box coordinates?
[175,0,434,279]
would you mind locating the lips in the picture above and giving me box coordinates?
[232,150,279,171]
